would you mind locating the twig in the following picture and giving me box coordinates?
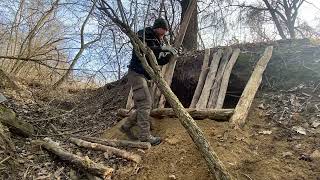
[241,173,253,180]
[313,83,320,92]
[0,156,11,165]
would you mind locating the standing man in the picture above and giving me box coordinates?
[121,18,177,146]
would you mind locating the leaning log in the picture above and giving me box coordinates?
[0,105,34,137]
[207,47,233,108]
[230,46,274,128]
[126,87,134,110]
[73,136,151,149]
[215,49,240,109]
[190,48,211,108]
[69,137,141,163]
[196,49,223,109]
[117,108,234,121]
[40,138,114,179]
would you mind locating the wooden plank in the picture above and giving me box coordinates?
[215,49,240,109]
[207,47,233,108]
[190,49,211,108]
[230,46,273,128]
[195,49,223,109]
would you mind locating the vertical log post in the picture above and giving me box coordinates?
[195,49,223,109]
[215,49,240,109]
[190,48,211,108]
[207,47,232,108]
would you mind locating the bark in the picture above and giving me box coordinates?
[195,49,223,109]
[230,46,273,129]
[69,137,141,163]
[73,136,151,149]
[158,0,197,108]
[216,49,240,109]
[118,108,234,121]
[40,138,114,179]
[0,105,34,137]
[207,47,233,108]
[190,48,211,108]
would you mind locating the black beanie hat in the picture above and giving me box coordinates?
[153,18,169,30]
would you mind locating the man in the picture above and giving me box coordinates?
[121,18,177,146]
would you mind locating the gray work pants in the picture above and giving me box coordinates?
[123,70,152,140]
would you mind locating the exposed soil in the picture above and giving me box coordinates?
[103,99,320,180]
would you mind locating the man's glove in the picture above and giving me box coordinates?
[161,45,178,55]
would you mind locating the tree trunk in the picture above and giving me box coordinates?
[158,0,197,108]
[215,49,240,109]
[117,108,234,121]
[40,138,114,179]
[190,49,211,108]
[195,49,223,109]
[230,46,273,128]
[180,0,198,51]
[207,47,232,108]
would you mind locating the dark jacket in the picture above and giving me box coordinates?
[128,27,172,80]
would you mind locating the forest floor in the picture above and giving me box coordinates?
[0,77,319,180]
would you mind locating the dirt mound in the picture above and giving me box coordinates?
[103,101,320,180]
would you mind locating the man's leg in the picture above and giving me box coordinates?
[129,71,161,145]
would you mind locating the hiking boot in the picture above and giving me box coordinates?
[120,125,137,140]
[140,135,161,146]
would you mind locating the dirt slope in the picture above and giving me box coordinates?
[103,100,320,180]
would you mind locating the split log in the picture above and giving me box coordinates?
[69,137,141,163]
[0,105,34,137]
[126,87,134,110]
[158,0,197,108]
[215,49,240,109]
[207,47,233,108]
[117,108,234,121]
[74,136,151,149]
[230,46,274,128]
[40,138,113,179]
[190,48,211,108]
[196,49,223,109]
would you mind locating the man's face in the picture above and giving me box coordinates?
[154,28,168,38]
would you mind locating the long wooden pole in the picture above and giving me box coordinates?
[215,49,240,109]
[190,48,211,108]
[230,46,273,128]
[196,49,223,109]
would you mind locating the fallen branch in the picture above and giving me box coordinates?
[74,136,151,149]
[40,138,113,179]
[230,46,273,128]
[117,108,234,121]
[69,137,141,163]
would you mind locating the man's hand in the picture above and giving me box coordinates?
[161,45,178,55]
